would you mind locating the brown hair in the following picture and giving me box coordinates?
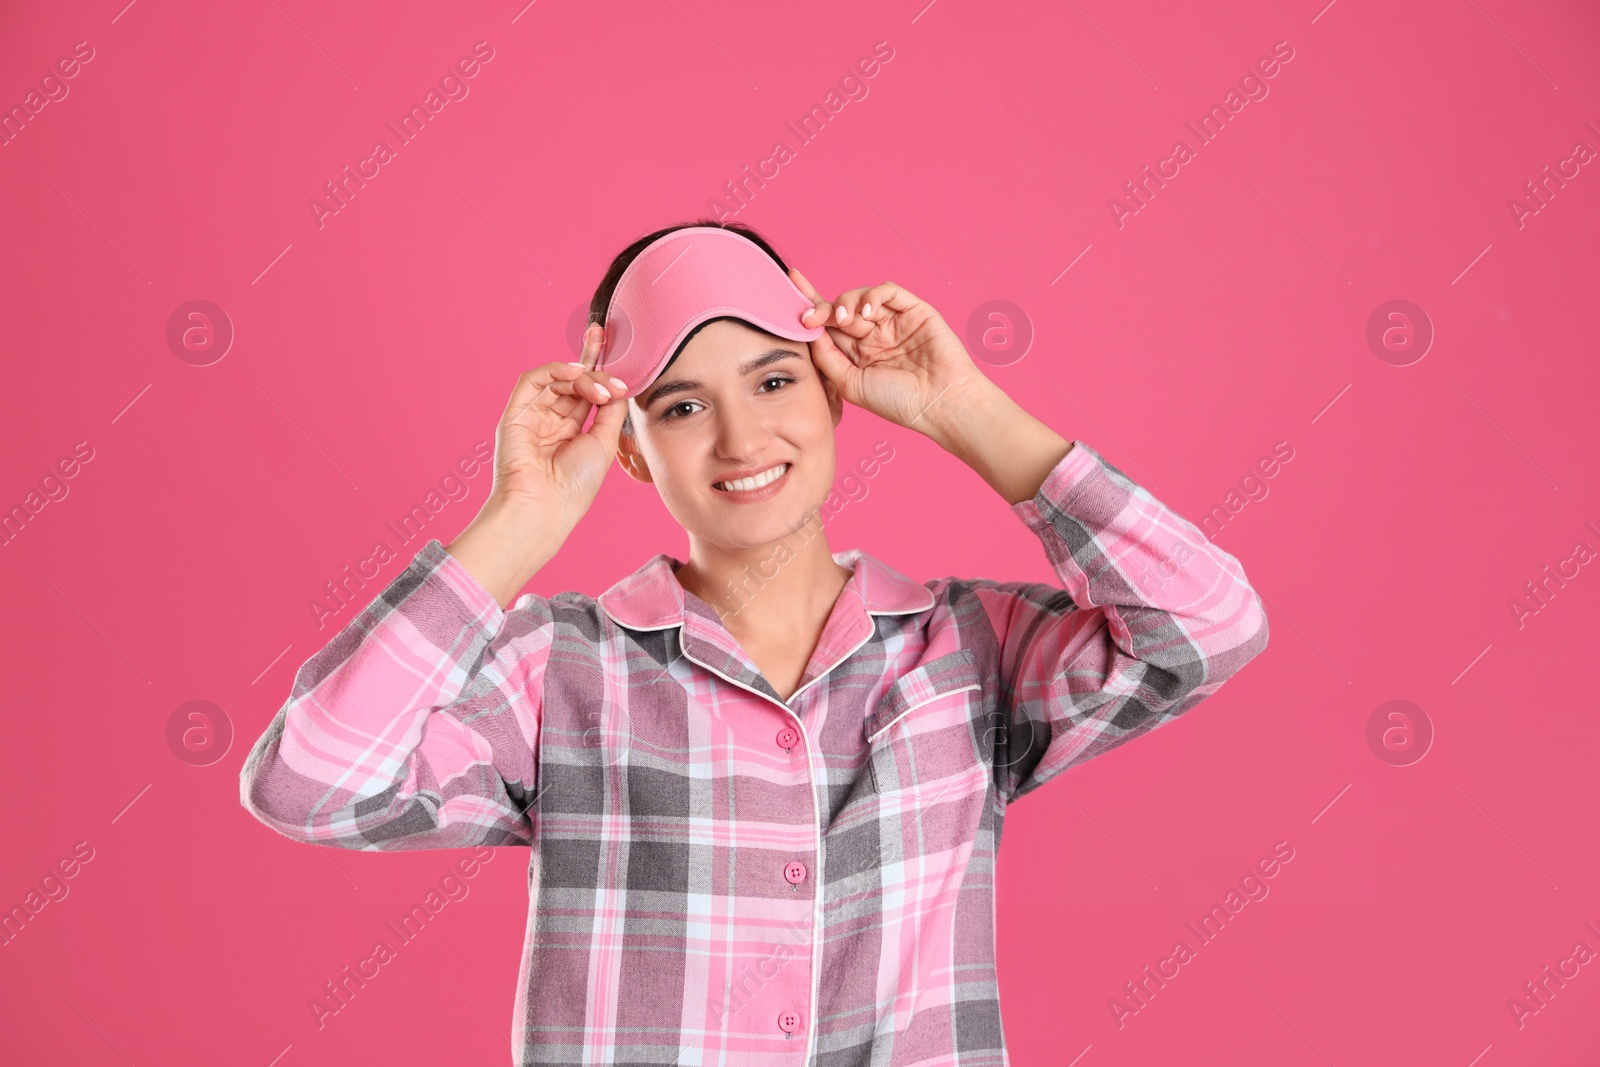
[588,218,795,436]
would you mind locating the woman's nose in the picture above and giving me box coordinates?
[708,396,772,459]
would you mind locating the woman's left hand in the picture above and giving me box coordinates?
[788,269,989,438]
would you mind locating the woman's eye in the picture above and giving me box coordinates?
[661,378,791,420]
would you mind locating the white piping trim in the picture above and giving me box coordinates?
[794,704,825,1064]
[863,594,938,616]
[864,682,982,744]
[783,617,882,708]
[596,599,682,635]
[596,562,937,636]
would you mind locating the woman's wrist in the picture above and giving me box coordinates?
[444,494,573,609]
[925,377,1073,506]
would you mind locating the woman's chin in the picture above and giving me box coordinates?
[687,500,823,551]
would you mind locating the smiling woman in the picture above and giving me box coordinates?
[239,217,1270,1067]
[614,318,845,596]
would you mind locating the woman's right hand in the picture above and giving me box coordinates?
[490,324,629,522]
[445,325,629,608]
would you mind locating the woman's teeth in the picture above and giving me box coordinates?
[715,464,789,492]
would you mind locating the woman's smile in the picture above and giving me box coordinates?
[712,461,792,501]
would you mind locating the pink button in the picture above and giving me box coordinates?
[776,727,799,749]
[784,861,807,885]
[777,1009,802,1034]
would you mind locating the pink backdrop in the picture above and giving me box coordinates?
[3,0,1598,1063]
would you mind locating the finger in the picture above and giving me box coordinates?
[788,267,823,304]
[503,362,585,425]
[791,268,837,331]
[576,322,606,371]
[824,287,877,339]
[800,300,834,330]
[857,280,919,316]
[806,329,862,395]
[595,364,630,398]
[512,360,584,397]
[586,387,628,457]
[822,324,863,366]
[575,323,634,404]
[553,369,628,407]
[504,363,621,430]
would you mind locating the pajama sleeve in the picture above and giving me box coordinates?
[976,440,1270,802]
[239,538,552,849]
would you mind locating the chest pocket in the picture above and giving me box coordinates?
[863,648,987,797]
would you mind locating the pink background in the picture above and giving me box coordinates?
[3,0,1598,1063]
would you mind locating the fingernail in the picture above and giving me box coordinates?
[593,384,611,400]
[861,303,872,318]
[608,376,627,391]
[835,305,847,323]
[568,360,586,366]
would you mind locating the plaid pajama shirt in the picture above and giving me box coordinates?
[240,438,1269,1066]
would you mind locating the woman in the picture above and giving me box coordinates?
[240,219,1269,1066]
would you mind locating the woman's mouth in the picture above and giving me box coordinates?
[712,462,792,501]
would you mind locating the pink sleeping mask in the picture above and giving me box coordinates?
[593,227,825,397]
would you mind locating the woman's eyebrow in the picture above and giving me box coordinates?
[640,349,801,409]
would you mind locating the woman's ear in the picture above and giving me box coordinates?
[615,418,655,484]
[822,366,844,427]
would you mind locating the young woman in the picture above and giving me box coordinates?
[241,219,1269,1066]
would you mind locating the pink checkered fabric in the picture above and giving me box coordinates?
[240,439,1269,1066]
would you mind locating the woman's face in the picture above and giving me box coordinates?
[617,318,843,550]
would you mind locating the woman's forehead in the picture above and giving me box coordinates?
[634,321,809,409]
[671,319,805,373]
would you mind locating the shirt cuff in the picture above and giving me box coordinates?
[408,538,508,635]
[1009,440,1104,529]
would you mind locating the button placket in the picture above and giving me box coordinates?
[770,699,816,1053]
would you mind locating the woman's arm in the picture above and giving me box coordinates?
[239,535,552,848]
[940,416,1269,799]
[241,342,631,848]
[930,383,1268,800]
[787,277,1268,799]
[445,485,575,608]
[918,375,1075,505]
